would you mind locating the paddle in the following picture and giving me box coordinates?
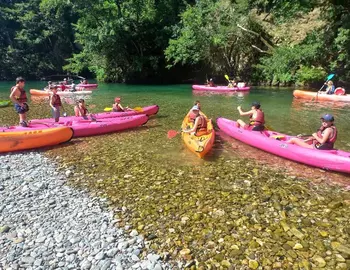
[167,129,181,139]
[103,106,144,112]
[315,73,335,102]
[224,74,230,82]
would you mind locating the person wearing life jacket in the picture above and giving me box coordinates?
[183,105,208,136]
[74,99,89,117]
[206,78,215,87]
[188,100,201,123]
[9,77,29,127]
[112,97,131,112]
[60,82,66,91]
[236,101,265,131]
[287,114,337,150]
[320,81,335,95]
[50,86,65,122]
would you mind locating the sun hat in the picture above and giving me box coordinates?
[321,114,334,122]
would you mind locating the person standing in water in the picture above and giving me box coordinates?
[9,77,29,127]
[50,86,65,122]
[236,101,265,131]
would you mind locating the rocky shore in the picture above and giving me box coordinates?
[0,152,171,270]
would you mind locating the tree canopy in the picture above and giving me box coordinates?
[0,0,349,85]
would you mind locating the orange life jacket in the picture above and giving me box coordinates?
[195,115,207,135]
[315,125,337,149]
[51,94,62,106]
[11,86,27,103]
[249,109,265,126]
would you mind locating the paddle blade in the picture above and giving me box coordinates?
[264,124,274,131]
[167,130,179,139]
[327,74,335,80]
[133,107,143,112]
[224,74,229,81]
[104,107,113,112]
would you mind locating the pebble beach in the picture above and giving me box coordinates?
[0,153,172,270]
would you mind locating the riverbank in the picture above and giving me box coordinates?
[0,152,173,270]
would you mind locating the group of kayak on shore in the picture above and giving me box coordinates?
[183,100,337,151]
[9,77,132,127]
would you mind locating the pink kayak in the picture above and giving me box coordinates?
[192,85,251,92]
[30,105,159,124]
[2,115,148,138]
[217,117,350,173]
[66,83,98,89]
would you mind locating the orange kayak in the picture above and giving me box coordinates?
[181,112,215,158]
[0,127,73,153]
[293,90,350,102]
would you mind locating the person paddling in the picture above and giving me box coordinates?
[206,78,215,87]
[236,101,265,131]
[183,105,208,136]
[287,114,337,150]
[319,81,335,95]
[112,97,131,112]
[50,86,65,122]
[9,77,29,127]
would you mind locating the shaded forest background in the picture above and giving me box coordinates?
[0,0,349,85]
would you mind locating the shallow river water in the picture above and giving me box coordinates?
[1,82,350,269]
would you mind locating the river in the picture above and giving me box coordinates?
[1,82,350,268]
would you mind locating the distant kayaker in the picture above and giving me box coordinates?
[319,81,335,95]
[236,101,265,131]
[60,82,66,91]
[183,105,208,136]
[206,78,215,87]
[188,100,202,123]
[9,77,29,127]
[287,114,337,150]
[112,97,130,112]
[50,86,65,122]
[228,80,236,88]
[74,99,89,117]
[70,83,77,92]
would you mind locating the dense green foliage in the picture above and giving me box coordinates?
[0,0,349,84]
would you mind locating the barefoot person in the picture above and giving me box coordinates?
[287,114,337,150]
[236,101,265,131]
[9,77,29,127]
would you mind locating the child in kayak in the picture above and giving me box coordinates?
[9,77,29,127]
[183,105,208,136]
[112,97,131,112]
[287,114,337,150]
[74,99,89,117]
[236,101,265,131]
[228,80,236,88]
[50,86,65,122]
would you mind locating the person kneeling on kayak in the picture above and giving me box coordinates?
[74,99,89,117]
[188,100,201,123]
[183,106,208,136]
[112,97,131,112]
[287,114,337,150]
[236,101,265,131]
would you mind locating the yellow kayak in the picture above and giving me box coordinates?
[181,112,215,158]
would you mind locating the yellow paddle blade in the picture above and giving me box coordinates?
[133,107,143,112]
[104,107,113,112]
[224,74,230,81]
